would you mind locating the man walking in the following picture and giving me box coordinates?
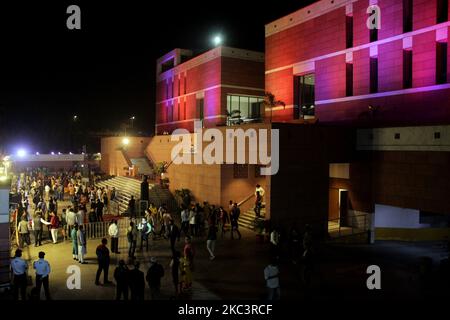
[33,251,51,300]
[11,249,28,300]
[108,220,120,254]
[18,216,31,248]
[230,203,242,240]
[206,224,217,260]
[146,257,164,300]
[127,221,138,259]
[95,238,111,285]
[32,211,46,247]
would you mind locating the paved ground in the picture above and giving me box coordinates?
[2,202,450,300]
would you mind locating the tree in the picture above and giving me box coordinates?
[263,92,285,123]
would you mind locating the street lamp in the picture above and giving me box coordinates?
[73,115,78,121]
[130,116,136,129]
[122,137,130,146]
[213,35,223,47]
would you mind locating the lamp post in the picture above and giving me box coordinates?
[130,116,135,129]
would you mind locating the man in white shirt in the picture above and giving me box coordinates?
[10,249,28,300]
[181,208,190,236]
[108,220,120,254]
[66,208,78,235]
[264,259,280,300]
[33,251,51,300]
[255,184,265,198]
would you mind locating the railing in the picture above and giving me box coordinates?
[237,192,257,215]
[84,217,130,240]
[328,213,370,239]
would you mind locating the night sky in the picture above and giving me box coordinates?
[0,0,314,154]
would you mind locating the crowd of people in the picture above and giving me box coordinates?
[9,170,311,301]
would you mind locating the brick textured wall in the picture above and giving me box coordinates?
[413,31,437,88]
[413,0,437,31]
[353,0,370,47]
[378,0,403,40]
[372,151,450,214]
[316,54,346,100]
[316,87,450,125]
[378,39,403,92]
[265,6,345,71]
[265,68,294,121]
[353,48,371,95]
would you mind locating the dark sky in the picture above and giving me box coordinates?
[0,0,314,154]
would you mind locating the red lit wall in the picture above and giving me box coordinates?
[266,0,450,126]
[156,51,264,134]
[378,39,403,92]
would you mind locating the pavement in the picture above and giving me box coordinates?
[2,201,450,300]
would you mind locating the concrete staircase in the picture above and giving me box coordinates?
[239,204,265,231]
[130,157,153,176]
[96,176,177,215]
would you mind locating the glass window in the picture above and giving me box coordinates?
[240,96,250,119]
[294,73,315,118]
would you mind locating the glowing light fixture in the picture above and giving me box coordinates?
[122,137,130,146]
[17,149,27,158]
[213,35,223,46]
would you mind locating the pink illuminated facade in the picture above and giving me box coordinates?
[155,47,265,134]
[265,0,450,126]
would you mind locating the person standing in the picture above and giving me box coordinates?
[11,249,28,301]
[66,207,77,236]
[71,224,79,261]
[127,222,138,259]
[33,251,51,300]
[77,225,87,264]
[140,176,149,202]
[138,218,152,251]
[96,198,104,222]
[18,216,31,249]
[128,196,136,218]
[108,220,120,254]
[183,236,195,271]
[169,251,181,297]
[167,219,180,255]
[49,212,60,244]
[180,206,189,237]
[206,224,217,260]
[129,261,145,300]
[188,205,196,237]
[32,211,48,247]
[114,260,129,300]
[230,203,242,240]
[146,257,164,300]
[264,258,281,300]
[95,238,111,285]
[254,191,262,218]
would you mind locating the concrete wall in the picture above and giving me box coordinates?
[101,136,151,176]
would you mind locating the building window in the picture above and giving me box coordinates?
[437,0,448,24]
[294,73,315,118]
[403,0,413,32]
[436,41,448,84]
[226,94,264,124]
[370,57,378,93]
[233,164,248,179]
[346,63,353,96]
[403,49,413,88]
[161,58,174,73]
[196,97,204,120]
[346,15,353,49]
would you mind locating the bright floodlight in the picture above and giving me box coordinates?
[17,149,27,158]
[213,35,222,46]
[51,152,55,155]
[122,137,130,146]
